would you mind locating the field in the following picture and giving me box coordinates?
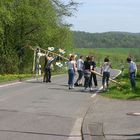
[73,48,140,68]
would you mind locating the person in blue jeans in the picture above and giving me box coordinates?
[74,55,84,86]
[43,55,57,83]
[89,56,98,91]
[101,57,112,91]
[83,56,93,91]
[67,55,76,89]
[127,57,137,90]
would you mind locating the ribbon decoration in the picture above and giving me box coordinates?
[37,52,46,57]
[48,47,55,51]
[56,62,63,68]
[59,48,65,54]
[34,47,68,68]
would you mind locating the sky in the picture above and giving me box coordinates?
[65,0,140,33]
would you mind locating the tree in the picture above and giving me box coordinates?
[0,0,79,74]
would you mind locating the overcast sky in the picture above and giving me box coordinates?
[65,0,140,33]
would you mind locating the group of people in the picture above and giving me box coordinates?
[67,55,138,92]
[35,48,138,92]
[67,55,112,91]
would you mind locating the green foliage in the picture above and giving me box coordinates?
[73,31,140,48]
[74,48,140,68]
[0,0,78,74]
[0,73,33,82]
[102,72,140,100]
[0,46,18,74]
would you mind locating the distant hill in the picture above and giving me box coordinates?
[72,31,140,48]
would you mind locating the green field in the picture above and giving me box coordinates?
[73,48,140,68]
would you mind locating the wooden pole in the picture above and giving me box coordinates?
[35,47,69,61]
[91,70,121,86]
[26,45,69,61]
[26,45,121,86]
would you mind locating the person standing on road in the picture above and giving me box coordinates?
[83,56,93,91]
[127,57,137,90]
[74,55,84,86]
[89,56,98,91]
[44,55,57,83]
[101,57,112,91]
[67,55,77,89]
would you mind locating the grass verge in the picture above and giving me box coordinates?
[0,68,67,83]
[0,74,34,83]
[101,73,140,100]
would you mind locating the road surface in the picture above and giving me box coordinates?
[0,69,121,140]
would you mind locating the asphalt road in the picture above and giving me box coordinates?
[0,69,121,140]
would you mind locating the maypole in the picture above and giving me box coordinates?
[26,45,121,86]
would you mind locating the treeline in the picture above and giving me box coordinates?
[72,31,140,48]
[0,0,78,74]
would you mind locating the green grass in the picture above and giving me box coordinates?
[75,48,140,57]
[74,48,140,68]
[0,74,34,83]
[0,68,67,83]
[101,73,140,100]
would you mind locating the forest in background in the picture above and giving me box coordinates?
[0,0,78,74]
[72,31,140,48]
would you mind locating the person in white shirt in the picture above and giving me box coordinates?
[74,55,84,86]
[67,55,77,89]
[101,57,112,91]
[127,57,137,90]
[35,48,46,79]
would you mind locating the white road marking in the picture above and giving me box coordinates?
[67,118,83,140]
[91,86,103,98]
[91,93,97,98]
[133,113,140,115]
[127,112,140,116]
[0,82,22,88]
[112,69,122,79]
